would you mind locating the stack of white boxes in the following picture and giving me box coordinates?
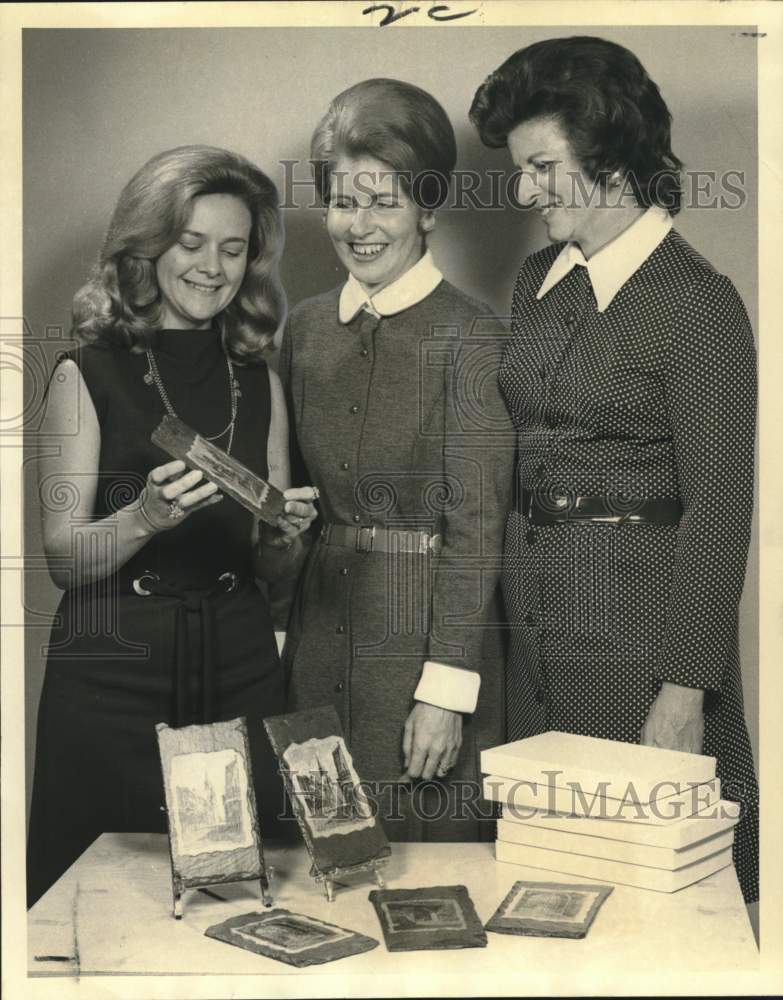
[482,732,740,892]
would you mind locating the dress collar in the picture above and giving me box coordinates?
[155,327,222,362]
[338,250,443,324]
[536,206,673,313]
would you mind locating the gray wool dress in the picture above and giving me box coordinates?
[278,279,514,841]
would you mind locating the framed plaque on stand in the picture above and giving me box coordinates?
[156,717,272,918]
[264,706,390,902]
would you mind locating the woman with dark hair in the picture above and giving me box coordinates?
[27,145,317,906]
[280,79,511,841]
[470,36,758,903]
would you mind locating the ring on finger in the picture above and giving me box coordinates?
[168,500,186,520]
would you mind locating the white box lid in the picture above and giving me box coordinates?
[480,731,716,804]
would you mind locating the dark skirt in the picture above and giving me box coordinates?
[27,580,288,908]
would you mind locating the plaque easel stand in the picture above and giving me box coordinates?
[155,719,272,921]
[312,857,388,903]
[162,805,274,919]
[263,707,393,905]
[170,867,273,919]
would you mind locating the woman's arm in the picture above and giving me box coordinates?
[252,366,316,582]
[40,360,220,589]
[266,364,291,494]
[403,314,515,780]
[641,271,756,751]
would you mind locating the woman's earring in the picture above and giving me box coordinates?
[419,212,436,234]
[609,172,622,188]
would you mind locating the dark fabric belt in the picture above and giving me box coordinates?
[127,570,245,727]
[521,489,682,525]
[319,523,442,555]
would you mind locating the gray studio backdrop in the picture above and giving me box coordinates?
[22,26,758,818]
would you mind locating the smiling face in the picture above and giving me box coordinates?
[507,117,638,259]
[326,155,433,295]
[155,193,252,330]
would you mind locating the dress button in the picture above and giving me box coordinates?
[335,681,345,693]
[350,404,359,414]
[336,625,345,634]
[526,528,537,545]
[340,568,349,577]
[535,462,546,478]
[360,349,369,358]
[524,612,537,626]
[341,462,350,471]
[352,513,361,523]
[565,312,577,330]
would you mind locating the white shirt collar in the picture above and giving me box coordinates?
[536,206,673,313]
[338,250,443,324]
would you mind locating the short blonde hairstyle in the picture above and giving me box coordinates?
[311,78,457,210]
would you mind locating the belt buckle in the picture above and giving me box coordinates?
[356,526,375,553]
[219,571,239,593]
[132,571,159,596]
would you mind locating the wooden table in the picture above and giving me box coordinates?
[27,833,757,994]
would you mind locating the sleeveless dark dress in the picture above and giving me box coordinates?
[27,329,287,908]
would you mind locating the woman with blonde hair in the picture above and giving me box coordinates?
[27,145,317,906]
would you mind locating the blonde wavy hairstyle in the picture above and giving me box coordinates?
[72,145,286,364]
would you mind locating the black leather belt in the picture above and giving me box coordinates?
[319,524,442,554]
[521,489,682,525]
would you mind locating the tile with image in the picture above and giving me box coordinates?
[369,885,487,952]
[205,909,378,967]
[486,880,614,939]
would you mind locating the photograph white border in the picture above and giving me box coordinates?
[2,2,781,997]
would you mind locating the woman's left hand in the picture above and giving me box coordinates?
[641,681,705,753]
[400,703,463,781]
[267,486,319,546]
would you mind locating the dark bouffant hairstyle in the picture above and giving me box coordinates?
[310,78,457,210]
[72,145,286,363]
[469,36,683,214]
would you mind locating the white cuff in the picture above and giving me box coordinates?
[414,660,481,714]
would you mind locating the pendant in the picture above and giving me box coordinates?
[143,371,154,386]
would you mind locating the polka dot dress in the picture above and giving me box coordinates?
[500,230,759,903]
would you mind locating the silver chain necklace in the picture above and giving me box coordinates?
[144,347,241,455]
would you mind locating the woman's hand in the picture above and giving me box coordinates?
[400,703,463,781]
[641,681,705,753]
[138,460,222,533]
[264,486,319,548]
